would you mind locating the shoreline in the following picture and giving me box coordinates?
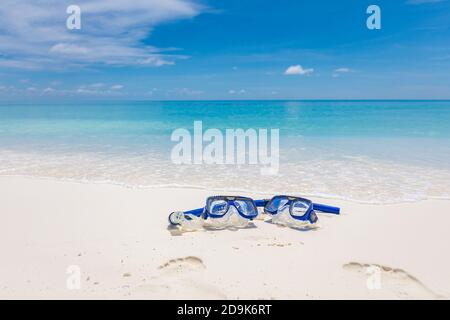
[1,176,449,299]
[1,174,448,205]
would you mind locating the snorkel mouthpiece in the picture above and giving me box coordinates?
[168,211,184,225]
[169,211,204,230]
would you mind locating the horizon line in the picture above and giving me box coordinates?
[2,98,450,105]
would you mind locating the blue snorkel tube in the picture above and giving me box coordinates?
[312,203,340,215]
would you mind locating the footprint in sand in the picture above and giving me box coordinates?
[343,262,441,299]
[132,256,226,299]
[158,256,205,274]
[267,242,293,247]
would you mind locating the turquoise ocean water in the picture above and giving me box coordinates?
[1,100,450,203]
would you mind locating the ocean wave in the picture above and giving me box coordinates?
[1,148,450,204]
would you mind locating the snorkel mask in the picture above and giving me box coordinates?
[263,195,340,229]
[168,195,340,231]
[169,196,259,230]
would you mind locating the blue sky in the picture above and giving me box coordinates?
[0,0,450,100]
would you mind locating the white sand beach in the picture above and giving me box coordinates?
[0,176,449,299]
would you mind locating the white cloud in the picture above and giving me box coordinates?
[284,65,314,75]
[0,0,204,70]
[332,67,354,78]
[50,43,90,55]
[0,83,128,97]
[169,88,204,96]
[89,83,105,88]
[228,89,246,94]
[49,80,62,87]
[76,83,105,92]
[147,88,159,96]
[138,56,176,66]
[334,67,352,73]
[0,59,41,70]
[75,83,127,95]
[42,87,55,94]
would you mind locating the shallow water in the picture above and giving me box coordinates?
[1,100,449,203]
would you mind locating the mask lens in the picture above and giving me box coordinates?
[266,196,289,213]
[291,199,310,217]
[234,199,257,217]
[209,199,228,216]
